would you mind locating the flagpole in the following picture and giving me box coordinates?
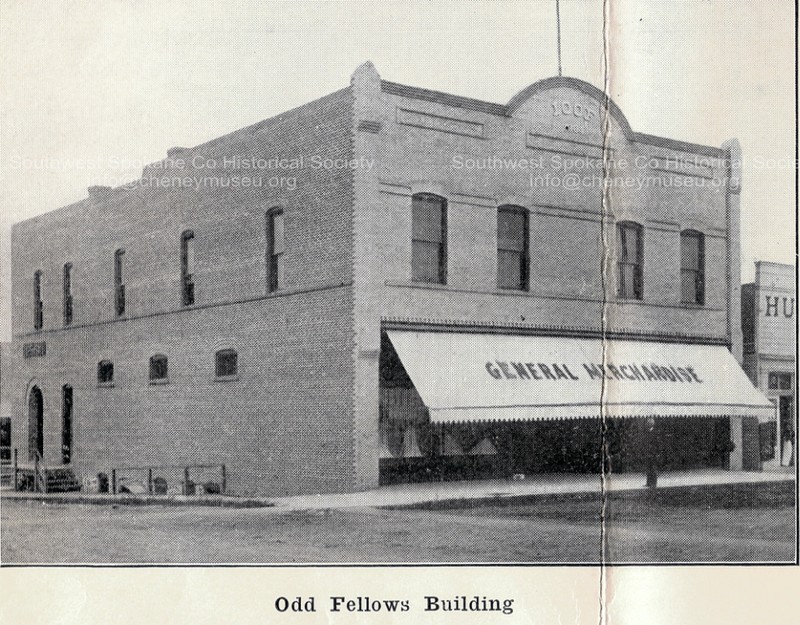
[556,0,563,77]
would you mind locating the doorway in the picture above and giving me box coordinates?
[28,385,44,461]
[62,385,73,464]
[780,395,795,466]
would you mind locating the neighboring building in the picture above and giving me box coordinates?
[742,261,796,466]
[5,63,773,496]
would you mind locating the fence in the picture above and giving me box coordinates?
[106,463,227,496]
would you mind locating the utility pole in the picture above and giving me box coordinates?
[556,0,563,77]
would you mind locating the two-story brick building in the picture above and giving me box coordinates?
[742,261,796,467]
[4,62,773,496]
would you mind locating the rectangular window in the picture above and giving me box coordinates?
[268,211,284,292]
[33,270,43,330]
[681,230,705,305]
[215,349,238,378]
[768,372,793,391]
[616,222,643,299]
[181,231,195,305]
[63,263,73,326]
[412,194,447,284]
[114,249,125,316]
[149,355,168,381]
[497,207,529,290]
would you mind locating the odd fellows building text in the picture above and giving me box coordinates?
[274,596,515,615]
[485,361,704,384]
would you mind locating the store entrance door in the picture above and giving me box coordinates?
[779,395,795,466]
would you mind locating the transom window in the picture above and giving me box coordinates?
[97,360,114,385]
[497,206,529,290]
[149,354,168,381]
[267,210,285,292]
[411,193,447,284]
[215,349,238,379]
[681,230,705,305]
[768,372,793,391]
[616,222,643,300]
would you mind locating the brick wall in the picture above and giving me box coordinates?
[9,86,357,495]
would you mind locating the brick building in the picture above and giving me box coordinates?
[742,261,796,466]
[4,62,773,496]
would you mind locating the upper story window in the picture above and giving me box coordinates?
[97,359,114,386]
[181,230,195,306]
[616,221,643,300]
[149,354,168,382]
[63,263,73,326]
[411,193,447,284]
[680,230,705,305]
[215,349,238,379]
[114,249,125,316]
[267,210,285,292]
[33,270,43,330]
[497,206,529,291]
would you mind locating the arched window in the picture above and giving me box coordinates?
[63,262,73,326]
[97,360,114,385]
[267,209,284,292]
[181,230,195,306]
[215,349,238,379]
[497,206,529,290]
[33,270,44,330]
[616,221,643,299]
[411,193,447,284]
[680,229,705,305]
[149,354,168,382]
[114,249,125,316]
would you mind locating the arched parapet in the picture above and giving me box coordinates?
[507,77,638,160]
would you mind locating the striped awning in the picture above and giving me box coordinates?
[386,330,775,424]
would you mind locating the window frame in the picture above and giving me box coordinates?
[616,221,643,300]
[149,354,169,384]
[411,193,447,284]
[181,230,195,306]
[267,209,284,293]
[63,262,73,326]
[680,229,705,306]
[497,205,529,291]
[214,348,239,381]
[33,270,44,330]
[114,249,126,316]
[97,359,114,387]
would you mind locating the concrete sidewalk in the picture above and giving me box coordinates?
[2,468,794,510]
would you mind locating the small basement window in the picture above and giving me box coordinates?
[215,349,238,380]
[149,354,168,383]
[97,360,114,386]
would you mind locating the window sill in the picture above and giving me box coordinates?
[149,378,169,385]
[97,382,114,388]
[214,375,239,383]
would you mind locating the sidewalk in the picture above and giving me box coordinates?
[2,468,794,511]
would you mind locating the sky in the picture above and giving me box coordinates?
[0,0,796,340]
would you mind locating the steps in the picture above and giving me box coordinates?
[14,465,81,493]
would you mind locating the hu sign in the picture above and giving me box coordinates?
[764,296,795,318]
